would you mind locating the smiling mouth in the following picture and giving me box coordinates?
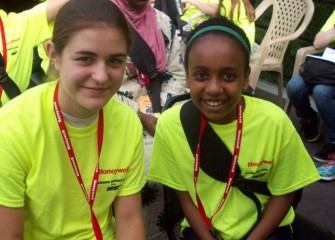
[85,86,108,91]
[204,100,224,107]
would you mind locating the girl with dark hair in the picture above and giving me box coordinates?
[148,16,319,240]
[0,0,146,239]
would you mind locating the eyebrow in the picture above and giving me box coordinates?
[74,51,127,58]
[191,65,240,71]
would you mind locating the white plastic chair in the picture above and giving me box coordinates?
[249,0,315,107]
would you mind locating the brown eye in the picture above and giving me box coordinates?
[193,71,207,81]
[222,72,237,81]
[108,57,125,67]
[77,57,92,63]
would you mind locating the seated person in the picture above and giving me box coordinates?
[286,10,335,181]
[112,1,187,239]
[112,0,186,138]
[148,16,320,240]
[219,0,255,49]
[180,0,255,51]
[0,0,146,238]
[0,0,69,106]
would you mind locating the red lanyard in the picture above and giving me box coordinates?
[0,16,7,100]
[53,83,104,240]
[194,99,243,230]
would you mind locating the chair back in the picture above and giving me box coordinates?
[249,0,314,92]
[259,0,314,62]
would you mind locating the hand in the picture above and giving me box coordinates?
[137,111,158,136]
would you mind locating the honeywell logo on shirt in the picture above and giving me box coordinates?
[98,168,128,191]
[246,160,272,178]
[99,167,129,175]
[247,160,272,167]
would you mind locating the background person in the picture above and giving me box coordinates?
[218,0,255,49]
[180,0,218,29]
[112,1,187,239]
[179,0,256,61]
[286,10,335,181]
[112,0,186,167]
[0,0,69,106]
[0,0,146,239]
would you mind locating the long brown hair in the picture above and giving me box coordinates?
[215,0,255,22]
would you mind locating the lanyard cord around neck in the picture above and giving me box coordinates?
[53,83,104,240]
[194,99,243,231]
[0,17,7,101]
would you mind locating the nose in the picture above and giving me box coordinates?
[92,62,109,83]
[206,77,223,95]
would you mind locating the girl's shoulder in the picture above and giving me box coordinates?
[244,95,288,121]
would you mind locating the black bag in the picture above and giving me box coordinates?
[127,27,164,113]
[299,56,335,85]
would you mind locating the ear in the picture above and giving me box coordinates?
[243,66,251,91]
[44,40,61,72]
[185,71,190,88]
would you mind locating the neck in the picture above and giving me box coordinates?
[62,111,99,127]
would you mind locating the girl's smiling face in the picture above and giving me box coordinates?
[47,25,128,118]
[186,34,250,124]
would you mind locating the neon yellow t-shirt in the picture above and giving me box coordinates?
[0,81,146,239]
[181,0,255,48]
[181,0,218,28]
[148,96,320,240]
[0,2,52,105]
[321,10,335,42]
[220,0,255,48]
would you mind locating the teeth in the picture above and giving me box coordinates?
[206,100,223,106]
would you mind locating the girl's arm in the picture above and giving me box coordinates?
[137,111,157,136]
[181,0,218,16]
[0,206,24,240]
[113,193,146,240]
[246,192,295,240]
[313,27,335,49]
[46,0,70,23]
[177,191,215,240]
